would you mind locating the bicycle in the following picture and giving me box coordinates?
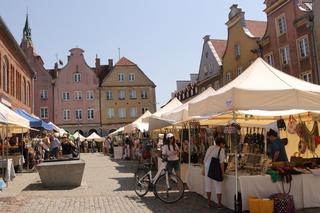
[134,156,184,203]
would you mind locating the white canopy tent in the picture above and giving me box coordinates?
[142,97,183,130]
[0,103,30,133]
[162,87,215,123]
[188,57,320,202]
[86,132,104,142]
[189,57,320,117]
[108,127,124,137]
[124,110,152,133]
[73,131,86,142]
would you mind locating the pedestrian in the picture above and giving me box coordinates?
[267,129,288,162]
[83,140,88,153]
[162,133,180,178]
[203,137,226,209]
[103,137,109,156]
[49,134,61,159]
[41,131,50,160]
[61,134,76,158]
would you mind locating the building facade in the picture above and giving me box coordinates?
[222,4,266,85]
[100,57,156,134]
[313,0,320,80]
[172,74,198,103]
[20,15,54,122]
[0,17,34,113]
[53,48,101,136]
[261,0,317,83]
[197,35,227,92]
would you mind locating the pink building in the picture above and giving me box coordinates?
[53,48,101,136]
[20,15,54,121]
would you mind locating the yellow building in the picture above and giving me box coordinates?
[222,4,266,85]
[100,57,156,133]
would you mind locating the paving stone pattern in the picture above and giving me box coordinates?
[0,153,319,213]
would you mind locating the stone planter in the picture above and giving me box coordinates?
[37,159,85,187]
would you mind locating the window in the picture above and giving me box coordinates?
[226,72,231,82]
[40,90,48,100]
[128,73,135,81]
[297,36,309,58]
[264,53,274,66]
[236,67,242,76]
[280,47,290,65]
[107,108,115,119]
[234,44,240,58]
[87,90,94,100]
[130,107,137,118]
[63,109,71,120]
[2,56,9,93]
[40,107,48,119]
[142,107,148,114]
[118,73,125,82]
[141,89,148,99]
[74,91,82,100]
[118,90,125,100]
[119,108,126,119]
[88,108,94,120]
[301,72,312,82]
[75,109,82,120]
[106,90,112,100]
[276,15,287,36]
[62,92,70,101]
[74,72,81,82]
[129,89,136,99]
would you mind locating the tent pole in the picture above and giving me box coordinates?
[5,124,8,186]
[233,111,238,201]
[1,126,4,181]
[188,122,191,166]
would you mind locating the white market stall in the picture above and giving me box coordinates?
[86,132,104,142]
[187,57,320,210]
[73,131,86,142]
[124,110,152,133]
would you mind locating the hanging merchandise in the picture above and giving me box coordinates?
[287,115,297,134]
[300,121,318,153]
[277,118,286,130]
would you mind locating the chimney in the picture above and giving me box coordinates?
[95,57,101,68]
[68,55,70,62]
[108,59,113,68]
[203,35,210,42]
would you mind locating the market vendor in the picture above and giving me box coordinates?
[267,129,288,162]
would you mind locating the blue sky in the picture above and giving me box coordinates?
[1,0,266,108]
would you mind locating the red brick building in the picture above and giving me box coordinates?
[20,15,54,121]
[261,0,317,83]
[0,16,34,112]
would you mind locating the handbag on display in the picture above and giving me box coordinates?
[277,118,287,130]
[288,115,297,134]
[269,181,295,213]
[190,152,198,164]
[207,148,224,181]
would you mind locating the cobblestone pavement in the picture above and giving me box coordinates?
[0,153,232,213]
[0,153,319,213]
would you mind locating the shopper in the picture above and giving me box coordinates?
[49,134,61,159]
[162,133,180,178]
[203,137,226,209]
[267,129,288,162]
[41,132,50,160]
[61,134,76,158]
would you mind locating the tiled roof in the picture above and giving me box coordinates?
[210,39,227,59]
[115,57,136,66]
[245,20,267,38]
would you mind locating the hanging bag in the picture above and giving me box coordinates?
[207,148,224,181]
[288,115,297,134]
[270,180,295,213]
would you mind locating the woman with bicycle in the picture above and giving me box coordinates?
[162,133,180,178]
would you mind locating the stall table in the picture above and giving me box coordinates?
[0,159,16,181]
[187,165,320,210]
[0,155,23,167]
[113,146,123,159]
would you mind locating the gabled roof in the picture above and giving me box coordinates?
[209,39,227,59]
[245,20,267,38]
[115,57,136,66]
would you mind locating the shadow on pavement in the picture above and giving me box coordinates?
[22,182,80,191]
[125,191,233,213]
[111,177,136,191]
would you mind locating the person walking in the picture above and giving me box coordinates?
[203,137,226,209]
[162,133,180,178]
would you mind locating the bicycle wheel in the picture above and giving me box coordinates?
[134,169,150,197]
[135,168,148,181]
[154,173,184,203]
